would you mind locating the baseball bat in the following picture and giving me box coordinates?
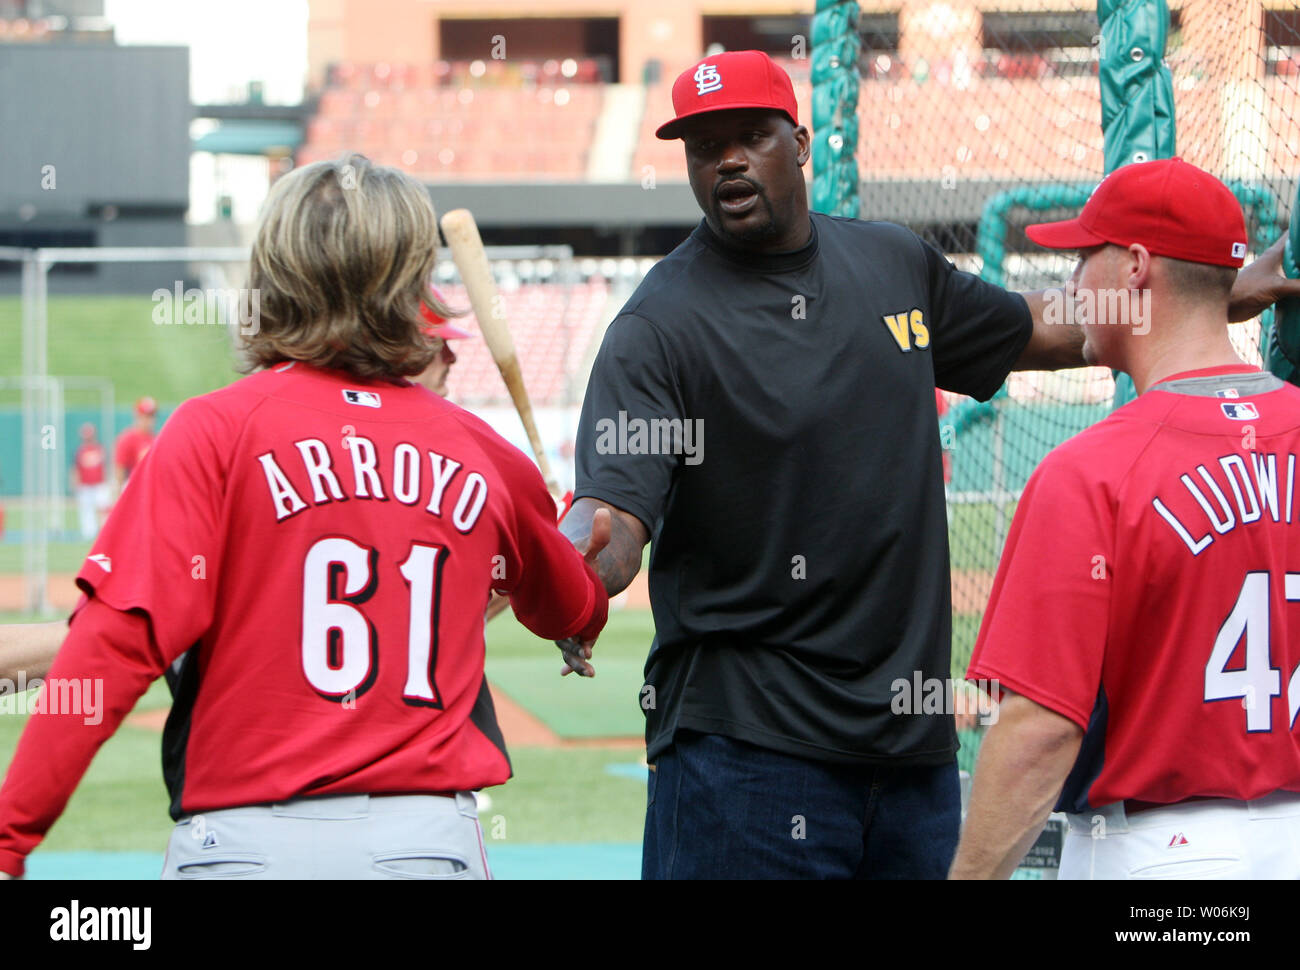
[440,211,590,674]
[439,208,560,496]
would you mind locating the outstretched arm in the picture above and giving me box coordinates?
[1228,234,1300,322]
[0,621,66,685]
[1012,233,1300,371]
[1012,290,1087,371]
[553,498,649,677]
[560,497,650,598]
[0,601,170,878]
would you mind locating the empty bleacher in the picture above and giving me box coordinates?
[298,58,605,179]
[434,273,611,406]
[299,51,1294,186]
[859,73,1103,180]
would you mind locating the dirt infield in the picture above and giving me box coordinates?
[0,572,82,613]
[950,569,996,615]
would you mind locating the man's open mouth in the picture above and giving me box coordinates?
[717,180,760,215]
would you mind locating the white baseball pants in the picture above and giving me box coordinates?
[161,792,491,880]
[1062,790,1300,879]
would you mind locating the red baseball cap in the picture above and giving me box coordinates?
[1026,157,1248,267]
[419,285,472,340]
[135,396,157,416]
[656,50,799,140]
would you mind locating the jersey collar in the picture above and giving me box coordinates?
[1153,363,1262,384]
[693,214,819,273]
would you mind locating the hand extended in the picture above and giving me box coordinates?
[558,507,612,677]
[1229,235,1300,322]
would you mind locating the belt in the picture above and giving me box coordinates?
[1123,794,1226,816]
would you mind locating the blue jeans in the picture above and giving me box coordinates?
[642,731,959,879]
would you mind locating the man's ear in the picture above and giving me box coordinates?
[1127,243,1153,290]
[793,125,811,166]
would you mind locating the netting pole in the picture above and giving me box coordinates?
[1098,0,1176,408]
[811,0,861,217]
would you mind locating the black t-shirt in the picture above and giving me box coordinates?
[575,212,1032,765]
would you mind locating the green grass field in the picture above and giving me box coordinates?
[0,296,240,407]
[0,607,657,862]
[948,500,1019,571]
[486,608,652,738]
[0,539,91,574]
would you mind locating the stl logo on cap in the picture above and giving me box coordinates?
[695,62,723,96]
[656,50,798,140]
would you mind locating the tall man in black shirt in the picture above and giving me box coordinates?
[560,49,1300,879]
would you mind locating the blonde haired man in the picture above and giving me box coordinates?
[0,154,609,880]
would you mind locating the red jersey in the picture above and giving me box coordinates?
[969,365,1300,812]
[73,442,106,486]
[0,363,606,874]
[114,426,155,480]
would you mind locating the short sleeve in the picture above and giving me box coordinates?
[921,237,1033,401]
[574,313,685,533]
[966,448,1114,729]
[76,400,226,663]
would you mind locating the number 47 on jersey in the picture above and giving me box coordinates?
[1205,571,1300,732]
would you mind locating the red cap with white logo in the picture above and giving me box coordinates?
[1026,157,1248,268]
[656,50,799,140]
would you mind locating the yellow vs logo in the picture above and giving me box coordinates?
[882,309,929,352]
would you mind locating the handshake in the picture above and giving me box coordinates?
[556,505,613,678]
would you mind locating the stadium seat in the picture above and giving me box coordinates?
[440,280,609,406]
[299,60,602,180]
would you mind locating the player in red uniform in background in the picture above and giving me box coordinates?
[950,158,1300,879]
[113,396,157,494]
[0,153,609,880]
[71,423,109,540]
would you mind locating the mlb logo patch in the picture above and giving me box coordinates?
[1221,402,1259,420]
[1216,388,1240,399]
[342,389,381,408]
[1231,242,1248,259]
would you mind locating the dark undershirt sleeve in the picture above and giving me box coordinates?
[574,313,684,534]
[920,235,1033,401]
